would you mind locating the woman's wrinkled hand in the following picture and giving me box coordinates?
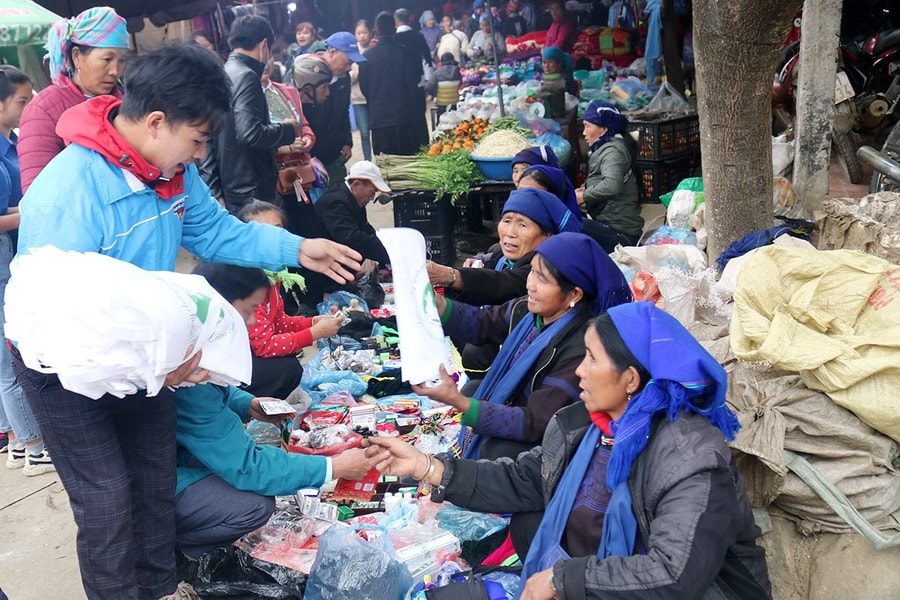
[362,436,427,478]
[164,352,209,387]
[411,365,468,412]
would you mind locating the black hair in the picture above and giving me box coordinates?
[191,29,214,45]
[0,66,31,102]
[192,261,271,303]
[119,42,231,133]
[587,314,651,390]
[393,8,410,24]
[355,19,371,32]
[520,166,564,198]
[375,12,396,37]
[237,199,285,224]
[228,15,275,50]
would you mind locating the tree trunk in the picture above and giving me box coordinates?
[693,0,803,260]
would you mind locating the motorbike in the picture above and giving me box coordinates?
[858,117,900,193]
[772,8,900,183]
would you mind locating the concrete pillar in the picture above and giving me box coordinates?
[792,0,842,210]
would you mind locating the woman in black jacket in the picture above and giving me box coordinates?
[365,303,771,600]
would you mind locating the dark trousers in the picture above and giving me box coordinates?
[12,352,177,600]
[242,354,303,400]
[580,218,641,253]
[175,474,274,558]
[372,124,425,156]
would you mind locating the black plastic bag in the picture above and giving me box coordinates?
[193,546,305,599]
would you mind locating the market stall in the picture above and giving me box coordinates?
[0,0,64,90]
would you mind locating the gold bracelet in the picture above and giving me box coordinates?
[422,454,437,484]
[549,573,561,600]
[414,453,430,480]
[448,267,457,286]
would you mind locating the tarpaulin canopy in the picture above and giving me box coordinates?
[0,0,61,47]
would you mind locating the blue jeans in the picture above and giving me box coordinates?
[353,103,372,161]
[0,233,40,443]
[175,474,274,558]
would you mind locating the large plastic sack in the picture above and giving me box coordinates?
[658,176,703,208]
[817,192,900,264]
[435,505,508,542]
[4,246,250,399]
[610,243,708,276]
[532,132,571,168]
[730,245,900,443]
[305,524,413,600]
[192,546,306,599]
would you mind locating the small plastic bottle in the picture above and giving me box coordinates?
[383,492,401,513]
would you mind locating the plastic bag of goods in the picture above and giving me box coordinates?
[4,246,251,399]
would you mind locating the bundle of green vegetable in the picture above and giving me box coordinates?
[376,151,482,203]
[484,116,532,137]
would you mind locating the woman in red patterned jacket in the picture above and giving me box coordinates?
[238,200,343,399]
[18,7,129,193]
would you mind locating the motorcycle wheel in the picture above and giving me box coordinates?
[870,119,900,194]
[832,128,864,184]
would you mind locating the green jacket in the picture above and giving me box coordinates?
[583,136,643,237]
[174,384,328,496]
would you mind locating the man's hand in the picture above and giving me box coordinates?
[249,397,294,425]
[164,352,209,387]
[331,448,372,480]
[362,437,426,478]
[296,136,314,152]
[298,239,362,284]
[340,145,352,160]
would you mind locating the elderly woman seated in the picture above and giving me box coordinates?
[364,302,772,599]
[419,232,630,462]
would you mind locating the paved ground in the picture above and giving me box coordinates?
[0,135,874,599]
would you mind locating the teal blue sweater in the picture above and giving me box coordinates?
[174,384,328,496]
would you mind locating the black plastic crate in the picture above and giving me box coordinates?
[635,158,693,203]
[454,194,483,234]
[392,191,455,236]
[426,234,456,265]
[628,113,700,161]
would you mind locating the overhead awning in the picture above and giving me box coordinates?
[0,0,62,47]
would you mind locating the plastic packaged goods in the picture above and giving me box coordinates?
[5,246,251,399]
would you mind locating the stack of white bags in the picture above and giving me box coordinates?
[4,246,251,399]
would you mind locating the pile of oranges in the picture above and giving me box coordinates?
[426,117,490,155]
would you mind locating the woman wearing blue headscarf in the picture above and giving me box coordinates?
[511,144,558,186]
[577,101,644,252]
[542,46,577,96]
[518,164,581,221]
[421,232,631,462]
[364,302,771,599]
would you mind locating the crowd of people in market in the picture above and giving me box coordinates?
[0,3,771,600]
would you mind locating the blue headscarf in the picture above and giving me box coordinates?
[519,302,740,594]
[520,164,581,222]
[534,232,631,315]
[541,46,573,74]
[511,145,558,169]
[583,101,630,151]
[502,188,580,234]
[46,7,129,81]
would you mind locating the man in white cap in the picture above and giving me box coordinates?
[313,160,392,266]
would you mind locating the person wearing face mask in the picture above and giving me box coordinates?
[304,31,366,184]
[18,6,129,194]
[202,16,306,214]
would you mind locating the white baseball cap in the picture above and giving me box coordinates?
[346,160,391,193]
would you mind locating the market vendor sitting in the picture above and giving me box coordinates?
[174,261,370,559]
[364,302,771,598]
[518,164,581,221]
[468,14,507,63]
[427,188,581,374]
[576,101,644,252]
[511,145,559,186]
[420,232,631,461]
[541,46,577,97]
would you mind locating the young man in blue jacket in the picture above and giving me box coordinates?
[12,43,361,600]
